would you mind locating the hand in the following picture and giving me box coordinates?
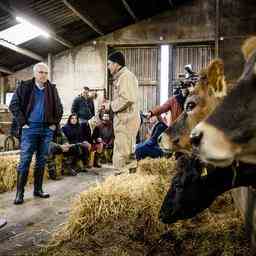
[49,124,56,131]
[101,100,110,111]
[22,124,29,129]
[61,143,71,152]
[145,112,152,119]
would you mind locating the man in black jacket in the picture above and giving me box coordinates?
[9,62,63,205]
[71,86,95,123]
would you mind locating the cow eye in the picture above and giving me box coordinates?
[186,102,196,112]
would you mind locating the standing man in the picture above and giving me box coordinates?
[9,62,63,204]
[71,86,95,123]
[106,51,140,169]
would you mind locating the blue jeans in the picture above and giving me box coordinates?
[18,123,54,174]
[135,122,168,160]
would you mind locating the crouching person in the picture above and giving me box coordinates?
[9,63,63,205]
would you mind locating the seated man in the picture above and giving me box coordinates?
[92,113,114,164]
[135,85,189,161]
[135,119,168,160]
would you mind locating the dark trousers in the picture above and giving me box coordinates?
[135,122,168,160]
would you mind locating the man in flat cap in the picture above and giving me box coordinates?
[105,51,140,170]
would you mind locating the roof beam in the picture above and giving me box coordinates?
[62,0,104,36]
[168,0,174,8]
[0,39,44,61]
[121,0,138,22]
[0,66,13,75]
[0,2,73,49]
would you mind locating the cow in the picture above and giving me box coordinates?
[190,36,256,167]
[159,154,256,224]
[160,58,227,154]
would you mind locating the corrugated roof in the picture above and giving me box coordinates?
[0,0,188,74]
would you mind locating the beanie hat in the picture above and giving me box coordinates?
[108,51,125,66]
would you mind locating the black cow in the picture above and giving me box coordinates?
[159,155,256,224]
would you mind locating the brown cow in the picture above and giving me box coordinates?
[191,37,256,167]
[161,59,227,154]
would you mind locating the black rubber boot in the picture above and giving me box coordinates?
[63,157,77,176]
[0,218,7,229]
[93,152,102,168]
[14,171,28,205]
[33,168,50,198]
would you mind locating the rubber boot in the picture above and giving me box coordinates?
[33,168,50,198]
[63,157,77,176]
[93,152,102,168]
[14,171,28,205]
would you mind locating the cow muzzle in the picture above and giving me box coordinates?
[190,122,239,167]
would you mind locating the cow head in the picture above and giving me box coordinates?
[159,155,209,224]
[191,37,256,167]
[159,155,256,224]
[162,59,226,154]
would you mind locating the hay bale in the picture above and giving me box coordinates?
[56,173,168,242]
[137,157,176,177]
[0,155,49,193]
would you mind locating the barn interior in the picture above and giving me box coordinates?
[0,0,255,255]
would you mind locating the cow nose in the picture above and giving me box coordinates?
[190,130,203,147]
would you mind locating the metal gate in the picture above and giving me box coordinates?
[108,46,160,141]
[169,44,215,96]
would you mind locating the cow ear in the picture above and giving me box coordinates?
[207,59,227,98]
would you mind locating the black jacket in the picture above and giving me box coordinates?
[71,96,95,120]
[62,122,92,144]
[9,78,63,128]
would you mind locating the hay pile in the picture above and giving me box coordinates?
[30,157,251,256]
[0,155,51,193]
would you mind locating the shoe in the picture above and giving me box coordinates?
[68,168,77,176]
[0,218,7,229]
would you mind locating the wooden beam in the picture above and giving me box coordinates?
[168,0,174,8]
[0,2,73,49]
[62,0,104,36]
[0,39,44,61]
[121,0,138,21]
[0,66,13,75]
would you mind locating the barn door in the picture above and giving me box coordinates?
[108,46,160,141]
[169,44,215,96]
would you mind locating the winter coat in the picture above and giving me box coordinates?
[71,96,95,121]
[9,78,63,128]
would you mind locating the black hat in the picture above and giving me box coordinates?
[108,51,125,66]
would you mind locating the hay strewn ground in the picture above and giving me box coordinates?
[24,157,251,256]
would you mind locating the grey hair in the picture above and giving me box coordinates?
[33,62,49,75]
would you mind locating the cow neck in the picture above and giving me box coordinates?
[202,162,256,196]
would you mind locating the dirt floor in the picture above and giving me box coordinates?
[0,166,116,256]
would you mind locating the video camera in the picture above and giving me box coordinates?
[172,64,199,95]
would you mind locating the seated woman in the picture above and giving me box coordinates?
[62,114,91,173]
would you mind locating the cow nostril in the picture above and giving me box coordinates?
[190,131,203,147]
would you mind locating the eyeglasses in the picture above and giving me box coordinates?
[38,71,48,74]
